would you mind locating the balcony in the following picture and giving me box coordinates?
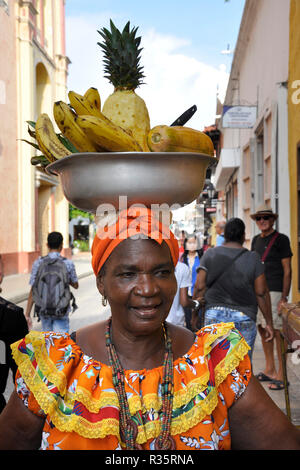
[214,148,240,190]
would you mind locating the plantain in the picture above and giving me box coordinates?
[84,87,101,111]
[53,101,99,152]
[35,113,72,162]
[147,125,215,156]
[76,114,142,152]
[68,90,102,118]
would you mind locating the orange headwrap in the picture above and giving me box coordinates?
[91,207,179,276]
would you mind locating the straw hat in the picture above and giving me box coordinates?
[250,204,278,221]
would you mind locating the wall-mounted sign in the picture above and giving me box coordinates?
[222,106,257,129]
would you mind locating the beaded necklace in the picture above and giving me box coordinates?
[105,318,176,450]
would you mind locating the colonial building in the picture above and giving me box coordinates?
[0,0,70,275]
[214,0,290,250]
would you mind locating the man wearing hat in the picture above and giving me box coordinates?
[251,204,292,390]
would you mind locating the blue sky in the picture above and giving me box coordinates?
[65,0,245,130]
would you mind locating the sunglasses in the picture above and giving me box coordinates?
[255,215,272,221]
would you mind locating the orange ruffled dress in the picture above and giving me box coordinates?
[11,322,251,450]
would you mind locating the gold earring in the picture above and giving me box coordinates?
[102,296,108,307]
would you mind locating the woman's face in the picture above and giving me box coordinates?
[185,237,197,252]
[97,238,177,336]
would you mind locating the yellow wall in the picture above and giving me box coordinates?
[288,0,300,300]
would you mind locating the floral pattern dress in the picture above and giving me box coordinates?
[11,322,251,450]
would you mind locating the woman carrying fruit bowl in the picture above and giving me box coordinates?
[0,207,299,450]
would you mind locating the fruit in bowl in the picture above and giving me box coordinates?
[24,20,215,171]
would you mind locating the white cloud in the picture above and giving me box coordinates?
[65,15,229,131]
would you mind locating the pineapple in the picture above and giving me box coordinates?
[98,20,150,151]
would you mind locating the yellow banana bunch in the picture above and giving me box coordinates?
[68,90,102,118]
[53,101,99,152]
[35,113,72,162]
[76,114,142,152]
[84,87,101,111]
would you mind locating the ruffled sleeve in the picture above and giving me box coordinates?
[11,330,113,438]
[204,325,252,408]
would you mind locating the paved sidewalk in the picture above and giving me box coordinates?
[1,251,93,305]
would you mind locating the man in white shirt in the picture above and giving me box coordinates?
[167,261,200,327]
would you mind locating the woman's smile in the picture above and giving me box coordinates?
[129,301,163,319]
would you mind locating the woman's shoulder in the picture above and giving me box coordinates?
[169,322,251,370]
[170,323,252,409]
[11,329,88,372]
[73,320,108,363]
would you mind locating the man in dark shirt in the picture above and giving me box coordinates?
[251,204,292,390]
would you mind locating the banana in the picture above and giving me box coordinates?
[53,101,99,152]
[35,113,72,162]
[76,114,142,152]
[84,87,101,111]
[68,90,102,118]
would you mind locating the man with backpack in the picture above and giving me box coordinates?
[25,232,79,333]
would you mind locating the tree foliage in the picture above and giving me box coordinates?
[69,204,94,221]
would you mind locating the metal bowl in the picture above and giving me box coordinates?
[46,152,216,213]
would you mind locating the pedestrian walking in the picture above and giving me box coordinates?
[251,204,292,390]
[180,234,203,330]
[24,231,79,333]
[166,261,201,328]
[192,218,274,360]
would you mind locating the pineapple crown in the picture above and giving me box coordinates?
[97,20,145,90]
